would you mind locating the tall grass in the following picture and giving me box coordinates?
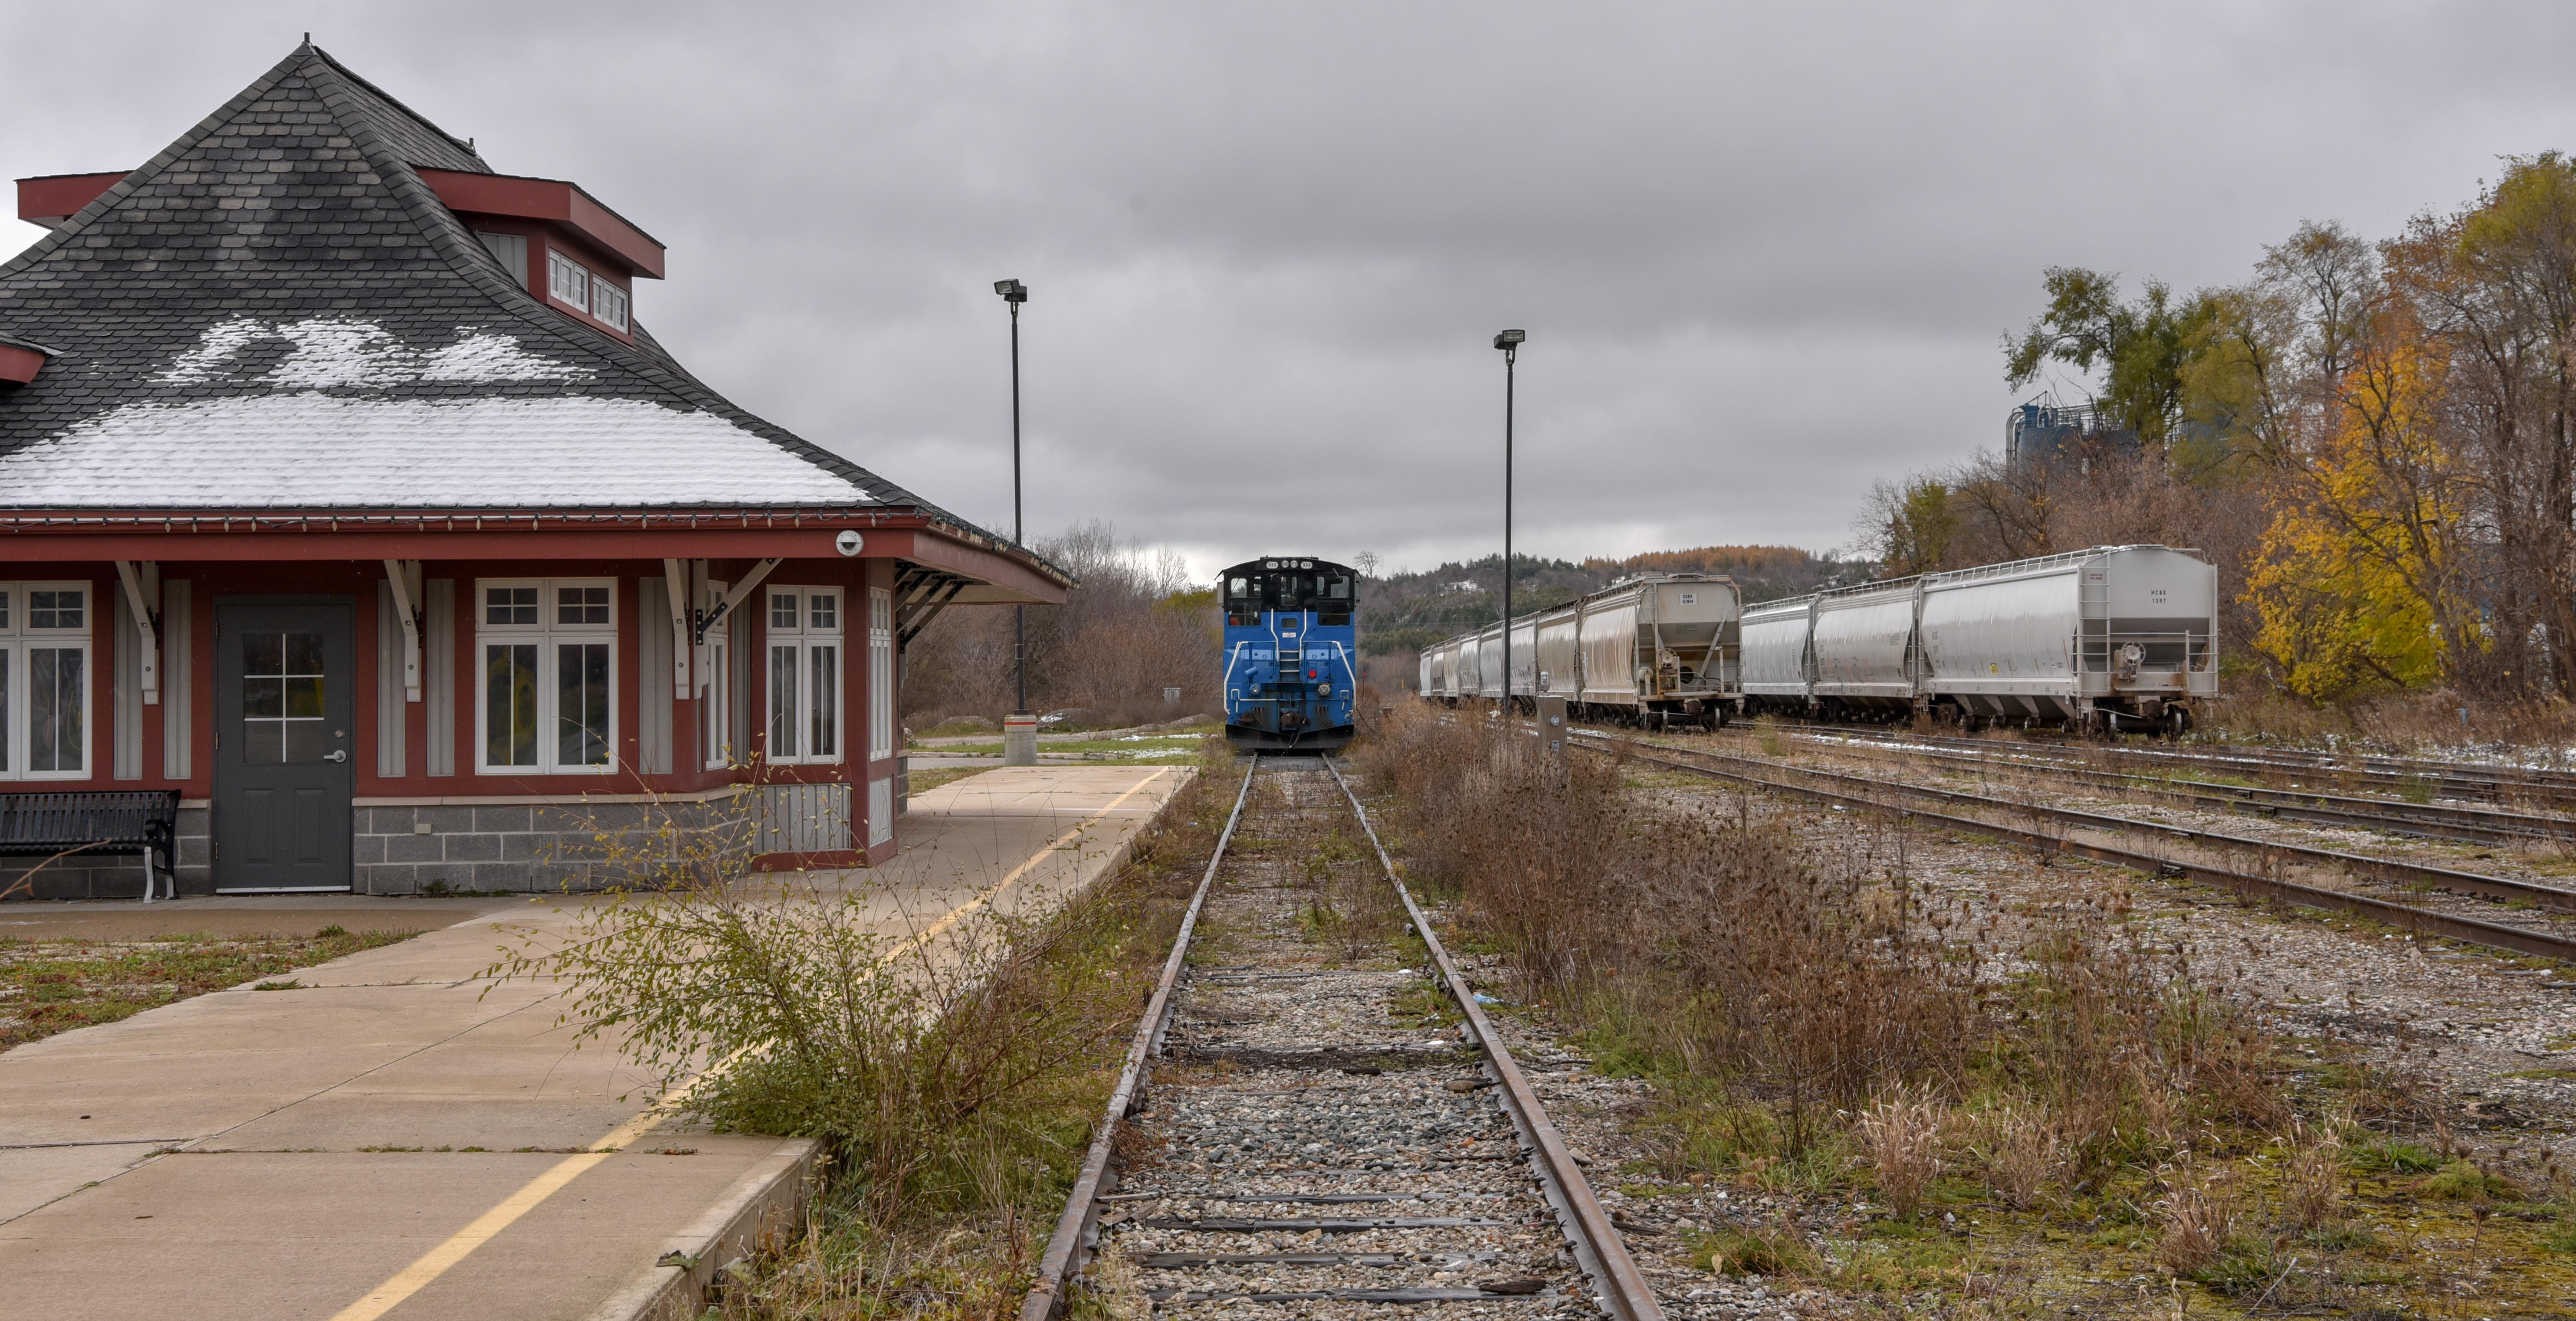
[1353,707,2285,1214]
[486,748,1228,1319]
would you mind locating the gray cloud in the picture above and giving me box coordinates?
[7,1,2573,575]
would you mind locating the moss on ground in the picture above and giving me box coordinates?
[0,925,418,1050]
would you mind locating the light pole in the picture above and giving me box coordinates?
[997,279,1034,765]
[1493,328,1524,714]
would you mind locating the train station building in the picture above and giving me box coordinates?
[0,43,1065,898]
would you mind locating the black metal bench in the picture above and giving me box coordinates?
[0,790,180,901]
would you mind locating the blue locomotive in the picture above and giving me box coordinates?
[1221,557,1359,752]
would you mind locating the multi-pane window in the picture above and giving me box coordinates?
[545,247,630,331]
[869,587,893,761]
[700,580,733,769]
[591,278,630,331]
[239,631,327,763]
[0,583,90,780]
[766,587,842,764]
[477,580,615,774]
[547,251,589,310]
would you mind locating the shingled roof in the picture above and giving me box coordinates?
[0,43,1012,541]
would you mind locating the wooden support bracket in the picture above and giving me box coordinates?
[382,558,423,702]
[113,560,161,705]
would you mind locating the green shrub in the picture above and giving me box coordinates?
[1687,1223,1817,1278]
[2345,1138,2441,1175]
[2418,1159,2523,1201]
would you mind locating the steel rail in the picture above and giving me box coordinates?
[1765,731,2569,845]
[1020,755,1261,1321]
[1794,721,2576,811]
[1597,733,2576,915]
[1576,734,2576,963]
[1322,755,1666,1321]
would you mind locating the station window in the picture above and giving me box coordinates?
[590,278,630,331]
[0,583,91,780]
[868,587,893,762]
[700,580,733,769]
[547,250,589,311]
[765,587,843,764]
[476,579,615,775]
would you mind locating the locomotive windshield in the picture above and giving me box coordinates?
[1223,561,1356,624]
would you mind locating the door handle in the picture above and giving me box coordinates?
[325,750,349,763]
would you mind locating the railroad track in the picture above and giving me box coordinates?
[1788,720,2576,815]
[1573,730,2576,964]
[1020,755,1661,1321]
[1759,727,2576,846]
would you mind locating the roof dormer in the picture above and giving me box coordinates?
[0,332,56,385]
[15,172,133,229]
[417,170,663,345]
[16,165,665,345]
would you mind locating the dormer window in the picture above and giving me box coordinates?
[591,279,628,331]
[545,248,630,334]
[548,250,588,309]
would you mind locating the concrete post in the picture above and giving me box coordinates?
[1539,695,1568,757]
[1004,712,1039,766]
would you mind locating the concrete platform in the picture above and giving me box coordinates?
[0,762,1190,1321]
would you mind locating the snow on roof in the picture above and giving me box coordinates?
[157,317,590,388]
[0,392,875,509]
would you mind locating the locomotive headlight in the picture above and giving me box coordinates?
[1319,682,1332,697]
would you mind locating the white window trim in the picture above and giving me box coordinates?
[591,277,630,331]
[0,582,95,781]
[700,580,733,770]
[764,586,845,766]
[547,249,590,313]
[474,578,618,776]
[869,587,894,762]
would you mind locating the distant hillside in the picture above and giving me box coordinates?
[1356,544,1868,662]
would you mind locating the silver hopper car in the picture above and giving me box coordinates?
[1421,573,1741,727]
[1921,544,2217,733]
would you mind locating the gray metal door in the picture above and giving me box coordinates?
[213,600,356,892]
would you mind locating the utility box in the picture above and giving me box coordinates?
[1538,695,1568,757]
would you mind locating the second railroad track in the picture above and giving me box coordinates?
[1574,729,2576,964]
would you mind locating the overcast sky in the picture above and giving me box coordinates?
[6,3,2570,578]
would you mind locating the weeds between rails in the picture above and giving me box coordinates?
[1026,755,1659,1321]
[1355,707,2576,1314]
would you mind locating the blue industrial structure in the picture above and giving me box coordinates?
[2007,393,2136,465]
[1220,557,1359,752]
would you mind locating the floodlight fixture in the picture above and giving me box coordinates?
[995,278,1028,302]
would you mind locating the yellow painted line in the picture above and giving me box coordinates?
[325,764,1175,1321]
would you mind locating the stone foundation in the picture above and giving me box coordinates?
[2,787,868,900]
[352,797,761,895]
[1,805,210,901]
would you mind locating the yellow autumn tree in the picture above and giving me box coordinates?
[2248,332,2469,700]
